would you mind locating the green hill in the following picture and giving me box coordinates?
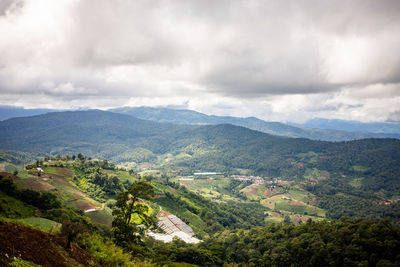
[1,110,399,191]
[110,106,384,141]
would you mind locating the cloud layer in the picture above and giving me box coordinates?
[1,0,399,122]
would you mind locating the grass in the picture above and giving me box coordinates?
[287,187,315,203]
[0,191,35,218]
[17,170,37,179]
[42,166,61,175]
[106,170,136,183]
[352,165,369,172]
[20,217,61,232]
[86,207,113,228]
[349,177,364,188]
[260,193,326,218]
[9,257,42,267]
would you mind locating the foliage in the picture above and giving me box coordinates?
[112,181,155,249]
[0,174,61,211]
[111,106,386,141]
[9,257,41,267]
[72,160,123,201]
[0,191,35,218]
[153,181,266,237]
[60,221,85,248]
[78,232,136,266]
[148,218,400,266]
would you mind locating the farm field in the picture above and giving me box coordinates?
[13,166,104,216]
[174,175,327,224]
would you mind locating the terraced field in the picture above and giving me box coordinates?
[174,175,327,224]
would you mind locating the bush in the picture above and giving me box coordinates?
[78,233,135,266]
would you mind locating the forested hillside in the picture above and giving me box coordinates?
[1,155,399,266]
[1,110,399,192]
[111,106,385,141]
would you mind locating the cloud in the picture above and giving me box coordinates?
[0,0,399,122]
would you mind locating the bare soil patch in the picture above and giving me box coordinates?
[75,200,97,211]
[18,178,55,191]
[0,222,99,267]
[287,200,306,206]
[269,211,282,218]
[168,187,177,193]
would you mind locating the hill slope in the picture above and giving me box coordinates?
[0,222,98,266]
[0,110,399,195]
[110,106,384,141]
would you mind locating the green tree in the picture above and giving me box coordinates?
[60,221,85,249]
[111,181,155,248]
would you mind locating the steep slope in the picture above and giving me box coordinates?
[0,222,98,266]
[0,110,190,158]
[110,106,383,141]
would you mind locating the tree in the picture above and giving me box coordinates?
[60,221,85,249]
[112,181,155,248]
[77,153,85,163]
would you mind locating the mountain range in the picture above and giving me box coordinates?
[2,106,399,141]
[1,110,399,193]
[110,107,399,141]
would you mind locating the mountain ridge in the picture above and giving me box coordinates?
[109,106,390,141]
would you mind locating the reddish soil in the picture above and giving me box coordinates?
[75,201,97,211]
[309,197,318,205]
[290,216,309,224]
[54,167,73,178]
[287,200,306,206]
[157,210,171,218]
[73,192,85,199]
[318,170,330,180]
[137,163,155,170]
[154,194,166,199]
[269,211,282,217]
[240,184,260,198]
[168,187,177,193]
[262,189,275,198]
[0,172,15,179]
[0,222,100,267]
[20,178,55,191]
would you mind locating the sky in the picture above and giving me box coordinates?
[0,0,399,123]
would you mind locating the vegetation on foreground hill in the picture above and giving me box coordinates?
[0,152,400,266]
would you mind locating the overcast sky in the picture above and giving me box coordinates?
[1,0,399,122]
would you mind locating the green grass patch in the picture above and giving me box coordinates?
[352,165,369,172]
[9,257,42,267]
[106,170,136,183]
[86,207,113,228]
[0,191,35,218]
[287,187,315,203]
[20,217,61,232]
[17,170,37,179]
[349,177,364,188]
[42,166,60,175]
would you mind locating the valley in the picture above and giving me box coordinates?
[0,110,399,266]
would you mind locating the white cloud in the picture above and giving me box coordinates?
[0,0,399,122]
